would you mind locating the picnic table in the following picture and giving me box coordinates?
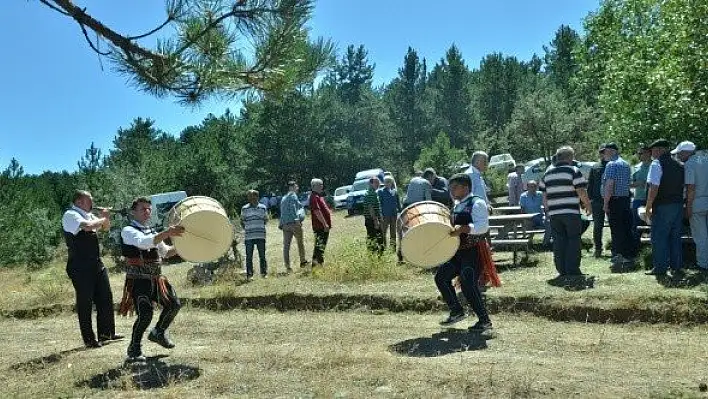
[488,213,543,265]
[492,206,522,215]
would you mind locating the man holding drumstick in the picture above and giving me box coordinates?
[119,196,185,363]
[434,173,494,332]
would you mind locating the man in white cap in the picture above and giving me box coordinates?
[673,141,708,271]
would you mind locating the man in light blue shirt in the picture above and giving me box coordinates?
[279,181,308,272]
[520,180,544,228]
[675,141,708,270]
[464,151,489,203]
[403,171,432,207]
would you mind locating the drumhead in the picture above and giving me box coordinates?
[400,222,459,267]
[169,196,233,262]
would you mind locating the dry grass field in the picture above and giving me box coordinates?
[1,209,708,397]
[2,310,708,398]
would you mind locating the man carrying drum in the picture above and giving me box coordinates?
[119,196,185,363]
[434,173,495,332]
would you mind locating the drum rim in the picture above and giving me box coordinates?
[398,200,450,223]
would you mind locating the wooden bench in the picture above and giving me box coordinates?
[491,229,545,265]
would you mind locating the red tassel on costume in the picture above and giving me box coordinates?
[475,241,501,287]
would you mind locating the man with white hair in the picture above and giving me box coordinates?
[674,141,708,271]
[309,178,332,266]
[464,151,490,203]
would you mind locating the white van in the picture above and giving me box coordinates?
[149,191,188,228]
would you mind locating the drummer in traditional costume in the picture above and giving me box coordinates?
[435,173,499,331]
[119,196,185,363]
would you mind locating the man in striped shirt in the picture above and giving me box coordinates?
[539,146,592,277]
[241,190,269,279]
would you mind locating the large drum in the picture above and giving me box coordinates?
[166,196,233,262]
[398,201,459,267]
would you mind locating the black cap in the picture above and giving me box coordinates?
[598,142,619,153]
[648,139,671,149]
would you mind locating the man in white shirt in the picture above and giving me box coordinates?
[434,173,494,332]
[120,196,184,363]
[62,190,123,348]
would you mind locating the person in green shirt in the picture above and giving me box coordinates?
[363,177,384,255]
[630,145,652,246]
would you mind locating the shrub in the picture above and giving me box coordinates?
[310,237,410,283]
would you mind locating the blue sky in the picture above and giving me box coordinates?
[1,0,598,175]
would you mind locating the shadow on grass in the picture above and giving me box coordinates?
[76,355,201,390]
[389,329,491,357]
[10,340,121,372]
[546,275,596,291]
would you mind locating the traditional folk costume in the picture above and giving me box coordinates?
[120,220,181,360]
[435,194,500,328]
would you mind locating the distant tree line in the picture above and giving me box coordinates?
[3,0,706,268]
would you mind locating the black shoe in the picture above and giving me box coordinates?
[300,261,310,267]
[439,312,467,326]
[469,320,493,332]
[645,268,666,276]
[671,268,685,277]
[84,340,102,349]
[99,333,125,342]
[148,329,175,349]
[126,345,146,363]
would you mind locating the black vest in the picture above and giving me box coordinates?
[121,223,161,277]
[64,229,101,268]
[454,195,485,250]
[655,153,685,205]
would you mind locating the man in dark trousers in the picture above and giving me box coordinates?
[62,190,123,348]
[120,196,185,363]
[587,151,608,258]
[645,139,685,278]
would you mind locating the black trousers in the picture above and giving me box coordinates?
[591,200,605,253]
[312,230,330,264]
[434,249,490,322]
[550,214,583,275]
[607,196,638,258]
[129,277,181,349]
[365,218,385,255]
[67,262,116,344]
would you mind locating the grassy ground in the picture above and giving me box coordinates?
[1,209,705,317]
[1,309,707,398]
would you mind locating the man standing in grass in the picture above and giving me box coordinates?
[378,175,401,250]
[601,142,638,269]
[309,178,332,266]
[674,141,708,272]
[364,176,385,255]
[435,173,493,332]
[539,146,592,278]
[62,190,123,348]
[507,164,525,206]
[645,139,685,278]
[279,181,309,272]
[241,189,269,280]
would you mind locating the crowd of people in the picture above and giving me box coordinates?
[59,138,706,361]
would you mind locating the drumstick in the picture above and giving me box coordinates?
[422,229,457,256]
[181,228,221,244]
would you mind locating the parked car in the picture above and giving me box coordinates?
[333,185,352,209]
[346,179,371,216]
[298,191,311,209]
[522,157,597,183]
[354,168,384,181]
[488,153,516,171]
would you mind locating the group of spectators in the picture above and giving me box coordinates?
[240,180,332,280]
[585,139,707,277]
[241,138,706,283]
